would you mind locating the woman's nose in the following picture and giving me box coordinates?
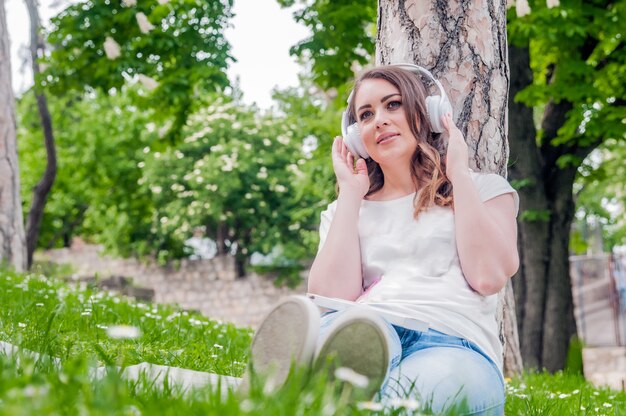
[375,113,390,129]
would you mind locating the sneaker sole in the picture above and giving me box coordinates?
[315,308,389,398]
[241,295,320,392]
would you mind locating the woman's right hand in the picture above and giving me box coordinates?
[331,136,370,199]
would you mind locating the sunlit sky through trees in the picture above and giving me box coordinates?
[6,0,310,109]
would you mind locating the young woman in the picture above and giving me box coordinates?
[246,64,519,415]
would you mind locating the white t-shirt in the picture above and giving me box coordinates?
[317,171,519,370]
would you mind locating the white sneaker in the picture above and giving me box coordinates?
[241,295,320,392]
[315,307,390,399]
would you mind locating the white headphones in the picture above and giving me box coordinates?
[340,63,453,159]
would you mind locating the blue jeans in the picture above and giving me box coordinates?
[320,311,505,415]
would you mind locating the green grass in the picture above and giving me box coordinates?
[0,269,251,375]
[1,268,625,415]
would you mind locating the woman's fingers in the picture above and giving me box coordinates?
[355,158,368,176]
[441,113,454,132]
[333,136,343,153]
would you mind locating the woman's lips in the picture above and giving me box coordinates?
[376,133,398,144]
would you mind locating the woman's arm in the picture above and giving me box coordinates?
[450,173,519,295]
[307,137,369,300]
[442,114,519,296]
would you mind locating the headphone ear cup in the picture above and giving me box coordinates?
[426,95,444,133]
[426,95,453,133]
[344,123,370,159]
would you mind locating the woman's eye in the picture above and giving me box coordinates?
[359,110,373,121]
[388,100,402,109]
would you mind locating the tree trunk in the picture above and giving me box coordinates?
[24,0,57,269]
[508,44,580,372]
[377,0,523,376]
[507,44,549,369]
[0,0,27,271]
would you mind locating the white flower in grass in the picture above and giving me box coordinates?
[604,403,613,408]
[240,400,253,412]
[516,0,531,17]
[546,0,559,8]
[158,0,169,4]
[136,12,155,34]
[124,405,142,416]
[334,367,369,389]
[104,36,121,60]
[389,397,420,410]
[213,343,223,349]
[122,0,137,6]
[356,401,384,411]
[18,322,26,328]
[35,303,44,307]
[107,325,141,339]
[138,74,159,91]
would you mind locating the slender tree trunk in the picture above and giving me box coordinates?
[0,0,27,271]
[377,0,523,376]
[24,0,57,269]
[215,222,228,255]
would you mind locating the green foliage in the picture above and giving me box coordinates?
[569,228,589,254]
[138,95,319,267]
[17,88,156,253]
[564,336,584,375]
[574,138,626,251]
[519,209,551,223]
[17,85,332,278]
[269,75,359,267]
[41,0,234,141]
[510,177,536,190]
[277,0,377,89]
[509,0,626,146]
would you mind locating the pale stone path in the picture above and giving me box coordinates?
[0,341,242,394]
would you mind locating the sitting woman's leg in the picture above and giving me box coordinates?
[382,345,504,415]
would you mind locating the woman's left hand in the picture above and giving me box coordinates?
[441,113,469,182]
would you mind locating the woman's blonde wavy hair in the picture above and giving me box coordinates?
[346,65,453,217]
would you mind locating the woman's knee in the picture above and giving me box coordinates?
[382,347,504,415]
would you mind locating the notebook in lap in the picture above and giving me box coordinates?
[307,293,429,332]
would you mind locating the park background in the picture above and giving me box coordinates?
[0,0,625,413]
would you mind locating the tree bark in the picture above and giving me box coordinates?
[0,0,27,271]
[377,0,523,376]
[24,0,57,269]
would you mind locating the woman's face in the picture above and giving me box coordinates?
[354,78,419,165]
